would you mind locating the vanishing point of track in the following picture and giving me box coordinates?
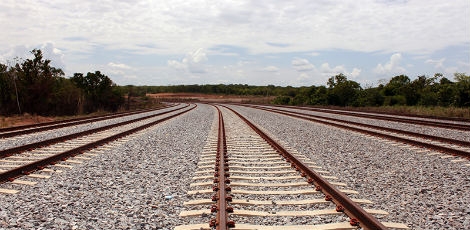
[176,105,408,230]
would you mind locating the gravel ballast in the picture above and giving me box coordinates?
[0,104,214,229]
[1,104,469,229]
[0,104,188,151]
[229,104,470,230]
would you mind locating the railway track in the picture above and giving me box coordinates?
[239,104,470,161]
[0,104,173,138]
[176,105,408,230]
[0,104,190,154]
[0,104,196,194]
[268,104,470,131]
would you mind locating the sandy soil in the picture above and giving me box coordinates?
[146,93,275,103]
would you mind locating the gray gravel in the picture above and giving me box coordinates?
[0,103,214,229]
[2,103,469,229]
[228,104,470,230]
[259,105,470,142]
[0,104,188,151]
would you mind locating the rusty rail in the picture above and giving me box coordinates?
[244,104,470,159]
[0,104,196,184]
[0,104,190,158]
[210,106,234,229]
[222,105,388,230]
[0,104,175,138]
[267,104,470,131]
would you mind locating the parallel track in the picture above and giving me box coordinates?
[268,104,470,131]
[176,105,408,230]
[0,104,173,138]
[240,104,470,159]
[0,104,190,157]
[0,104,196,192]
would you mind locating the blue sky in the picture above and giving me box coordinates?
[1,0,469,87]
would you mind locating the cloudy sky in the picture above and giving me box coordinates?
[1,0,469,87]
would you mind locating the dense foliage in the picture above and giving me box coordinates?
[0,49,124,116]
[119,72,470,107]
[2,49,468,117]
[271,73,469,107]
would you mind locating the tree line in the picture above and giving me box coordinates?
[123,72,470,107]
[1,49,468,117]
[273,72,470,107]
[0,49,124,116]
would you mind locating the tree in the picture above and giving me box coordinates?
[310,86,328,105]
[436,77,455,106]
[454,73,470,106]
[14,49,64,115]
[326,73,362,106]
[382,75,412,106]
[0,63,17,115]
[71,71,124,113]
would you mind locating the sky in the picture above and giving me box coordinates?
[0,0,469,87]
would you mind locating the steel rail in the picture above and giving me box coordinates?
[266,104,470,131]
[243,104,470,159]
[222,105,388,230]
[248,105,470,148]
[0,104,191,158]
[0,104,196,183]
[0,105,175,138]
[210,106,234,229]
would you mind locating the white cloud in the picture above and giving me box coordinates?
[168,48,208,74]
[0,1,468,86]
[0,42,65,69]
[374,53,406,74]
[350,68,362,78]
[1,0,467,56]
[320,63,347,75]
[425,58,446,69]
[318,63,362,79]
[108,62,132,70]
[262,65,280,72]
[292,58,315,72]
[167,60,186,70]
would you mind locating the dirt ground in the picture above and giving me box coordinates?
[0,114,57,128]
[0,93,274,128]
[146,93,275,103]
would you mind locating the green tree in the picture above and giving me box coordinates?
[50,77,82,115]
[14,49,64,115]
[0,63,17,115]
[310,86,328,105]
[454,73,470,106]
[382,75,414,106]
[71,71,124,113]
[326,73,362,106]
[436,77,456,106]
